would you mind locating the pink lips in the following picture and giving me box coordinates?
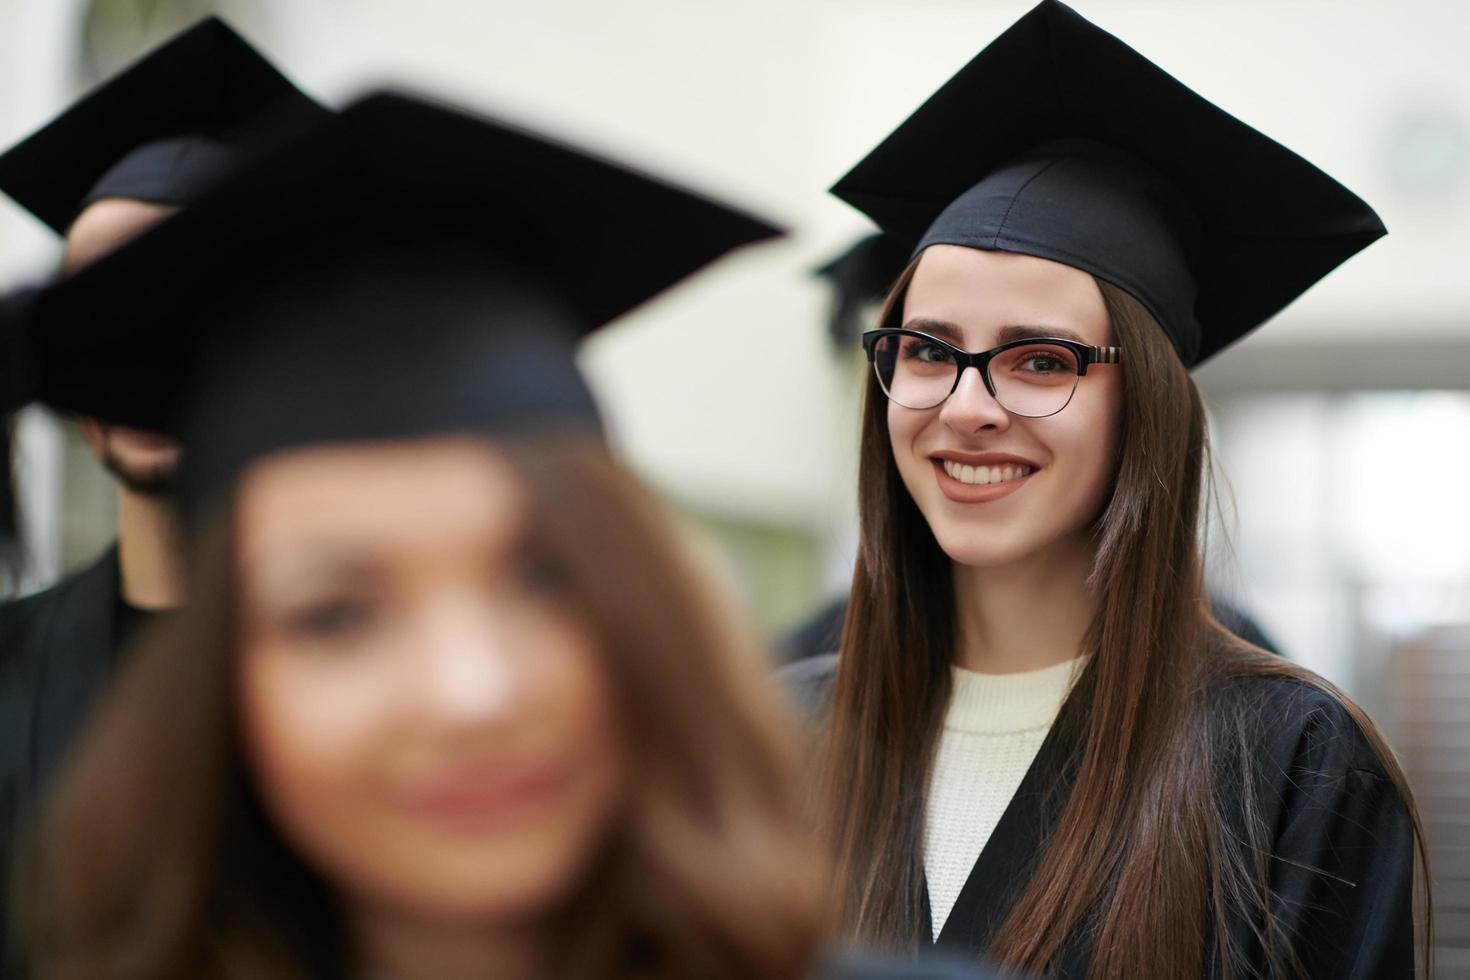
[401,760,574,833]
[929,453,1039,504]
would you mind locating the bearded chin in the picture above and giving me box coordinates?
[101,449,178,498]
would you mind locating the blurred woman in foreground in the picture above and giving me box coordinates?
[13,91,844,980]
[33,436,824,980]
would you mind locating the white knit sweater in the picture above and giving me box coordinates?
[923,657,1085,940]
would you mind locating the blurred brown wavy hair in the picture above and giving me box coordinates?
[20,438,826,980]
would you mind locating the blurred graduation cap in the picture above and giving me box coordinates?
[830,0,1385,366]
[814,233,909,350]
[19,90,783,513]
[0,16,326,234]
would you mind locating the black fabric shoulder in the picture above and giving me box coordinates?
[1,548,121,980]
[1213,672,1392,780]
[772,651,839,726]
[1,569,84,664]
[1208,671,1416,977]
[0,549,115,664]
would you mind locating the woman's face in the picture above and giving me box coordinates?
[236,437,625,925]
[888,246,1124,569]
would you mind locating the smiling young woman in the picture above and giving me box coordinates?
[787,3,1431,978]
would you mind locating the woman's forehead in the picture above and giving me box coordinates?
[235,437,529,573]
[903,245,1112,346]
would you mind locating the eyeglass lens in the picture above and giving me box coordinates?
[871,333,1081,417]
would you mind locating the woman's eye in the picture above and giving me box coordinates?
[287,599,377,639]
[1013,348,1075,374]
[903,340,953,364]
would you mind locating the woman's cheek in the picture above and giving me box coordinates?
[1072,379,1125,519]
[238,643,396,828]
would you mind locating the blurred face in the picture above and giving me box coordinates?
[888,246,1124,568]
[236,438,625,926]
[67,198,182,491]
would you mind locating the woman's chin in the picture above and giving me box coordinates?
[104,434,182,479]
[934,532,1029,569]
[929,519,1066,570]
[348,843,590,927]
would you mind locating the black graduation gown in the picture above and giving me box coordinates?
[779,654,1417,978]
[819,949,1003,979]
[0,546,141,975]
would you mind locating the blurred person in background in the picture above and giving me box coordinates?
[787,2,1429,976]
[0,22,326,949]
[13,89,1004,980]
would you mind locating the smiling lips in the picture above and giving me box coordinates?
[931,454,1039,503]
[401,760,573,833]
[941,459,1033,485]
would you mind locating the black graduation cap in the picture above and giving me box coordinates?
[22,90,783,511]
[0,16,326,234]
[814,233,910,349]
[830,0,1385,366]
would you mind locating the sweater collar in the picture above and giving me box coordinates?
[944,656,1087,736]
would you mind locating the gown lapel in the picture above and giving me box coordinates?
[931,691,1086,956]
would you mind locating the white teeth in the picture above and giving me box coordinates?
[941,460,1035,485]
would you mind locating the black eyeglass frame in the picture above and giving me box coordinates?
[861,328,1123,417]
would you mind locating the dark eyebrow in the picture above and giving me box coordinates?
[901,318,1092,348]
[996,323,1089,346]
[246,546,385,602]
[900,317,965,343]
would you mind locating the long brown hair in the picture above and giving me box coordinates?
[817,261,1432,977]
[22,438,826,980]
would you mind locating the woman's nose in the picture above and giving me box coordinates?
[411,598,525,725]
[939,365,1011,433]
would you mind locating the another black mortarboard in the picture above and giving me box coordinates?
[0,16,325,234]
[23,90,783,510]
[814,233,910,349]
[830,0,1385,366]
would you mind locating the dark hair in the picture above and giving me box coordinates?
[815,260,1432,977]
[23,438,826,980]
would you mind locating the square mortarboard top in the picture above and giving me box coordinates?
[0,16,326,235]
[829,0,1386,366]
[22,90,784,510]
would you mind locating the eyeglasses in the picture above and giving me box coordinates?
[862,329,1122,418]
